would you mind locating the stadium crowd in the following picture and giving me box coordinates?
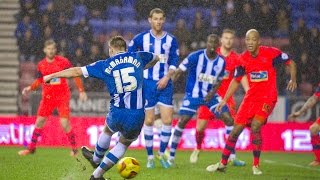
[16,0,320,95]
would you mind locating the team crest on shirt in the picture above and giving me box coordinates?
[162,43,170,50]
[128,40,134,47]
[183,100,190,106]
[281,53,289,60]
[250,71,268,82]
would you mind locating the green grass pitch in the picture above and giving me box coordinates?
[1,147,319,180]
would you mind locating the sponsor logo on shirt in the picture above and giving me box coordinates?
[198,73,217,84]
[50,77,61,85]
[223,70,230,79]
[249,71,268,82]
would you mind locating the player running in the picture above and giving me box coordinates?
[206,29,297,175]
[18,40,87,156]
[44,36,159,180]
[288,83,320,166]
[128,8,179,169]
[168,34,236,166]
[190,29,249,165]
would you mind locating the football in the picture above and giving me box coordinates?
[117,157,141,179]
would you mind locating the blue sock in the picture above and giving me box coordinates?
[144,125,154,159]
[169,125,184,160]
[159,125,172,156]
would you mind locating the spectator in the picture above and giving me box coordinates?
[220,5,237,32]
[42,1,58,24]
[39,26,54,46]
[72,35,90,57]
[297,52,318,86]
[57,39,70,58]
[208,8,220,33]
[19,0,39,19]
[53,13,72,41]
[309,27,320,59]
[18,29,38,62]
[172,19,191,47]
[72,48,87,66]
[275,9,290,37]
[238,3,257,36]
[84,0,107,14]
[39,13,50,32]
[257,3,275,36]
[53,0,74,18]
[88,44,103,63]
[190,12,207,51]
[15,15,40,42]
[72,17,93,42]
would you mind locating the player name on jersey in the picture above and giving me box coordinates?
[105,56,141,74]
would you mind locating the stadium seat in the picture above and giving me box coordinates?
[120,7,136,20]
[89,19,105,35]
[104,19,121,33]
[106,6,121,20]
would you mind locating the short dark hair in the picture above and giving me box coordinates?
[44,39,56,47]
[222,28,236,35]
[149,8,165,18]
[109,36,127,51]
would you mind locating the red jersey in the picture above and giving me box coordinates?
[216,47,239,97]
[235,46,291,102]
[315,83,320,98]
[37,55,72,99]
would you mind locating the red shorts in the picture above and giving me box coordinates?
[37,95,70,118]
[235,100,276,126]
[316,117,320,125]
[197,98,236,121]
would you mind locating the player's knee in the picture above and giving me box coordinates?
[309,123,319,135]
[35,117,46,128]
[221,113,234,126]
[230,125,244,139]
[144,117,154,126]
[196,125,206,132]
[178,116,190,129]
[251,121,262,133]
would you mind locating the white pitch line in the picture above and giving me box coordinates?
[264,159,320,172]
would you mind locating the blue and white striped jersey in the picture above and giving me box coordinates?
[81,51,155,109]
[179,49,226,98]
[128,30,179,81]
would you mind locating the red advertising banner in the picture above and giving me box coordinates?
[0,116,313,152]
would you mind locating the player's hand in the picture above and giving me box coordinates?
[287,80,297,92]
[215,100,227,113]
[288,111,302,120]
[22,86,31,96]
[79,92,88,102]
[43,75,52,84]
[157,76,170,90]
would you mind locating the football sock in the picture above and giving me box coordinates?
[195,130,205,150]
[159,124,172,156]
[144,125,154,159]
[28,128,43,151]
[66,129,77,150]
[252,131,262,166]
[93,132,111,164]
[225,126,236,159]
[169,125,184,160]
[93,142,127,178]
[221,136,238,165]
[311,134,320,161]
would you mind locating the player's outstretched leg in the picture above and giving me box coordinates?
[190,119,207,163]
[206,124,244,173]
[309,122,320,166]
[18,127,42,156]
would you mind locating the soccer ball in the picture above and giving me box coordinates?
[117,157,140,179]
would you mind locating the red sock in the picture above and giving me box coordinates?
[311,135,320,161]
[221,136,237,165]
[195,130,205,150]
[252,131,262,166]
[66,129,77,150]
[28,128,43,151]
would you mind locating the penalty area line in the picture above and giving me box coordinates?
[264,159,320,172]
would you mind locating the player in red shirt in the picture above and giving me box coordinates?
[206,29,297,175]
[288,83,320,166]
[190,29,249,165]
[18,40,87,156]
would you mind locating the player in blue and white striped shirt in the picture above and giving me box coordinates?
[128,8,179,169]
[44,36,159,180]
[168,34,235,165]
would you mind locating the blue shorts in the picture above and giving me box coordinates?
[179,94,229,117]
[106,106,145,141]
[144,79,173,109]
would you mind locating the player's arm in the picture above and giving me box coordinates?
[288,94,319,119]
[216,65,244,112]
[286,60,297,92]
[144,55,160,69]
[22,68,43,96]
[44,67,83,83]
[73,77,87,101]
[157,38,179,89]
[240,75,249,92]
[172,55,192,82]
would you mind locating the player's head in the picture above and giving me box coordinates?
[221,29,235,50]
[43,39,57,59]
[245,29,260,54]
[206,34,220,56]
[148,8,165,33]
[108,36,127,56]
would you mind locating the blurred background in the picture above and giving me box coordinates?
[0,0,319,122]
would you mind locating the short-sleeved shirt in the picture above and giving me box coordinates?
[81,51,155,109]
[179,49,226,98]
[128,30,179,81]
[37,55,72,98]
[234,46,291,102]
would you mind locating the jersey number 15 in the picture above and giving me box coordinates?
[113,67,137,93]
